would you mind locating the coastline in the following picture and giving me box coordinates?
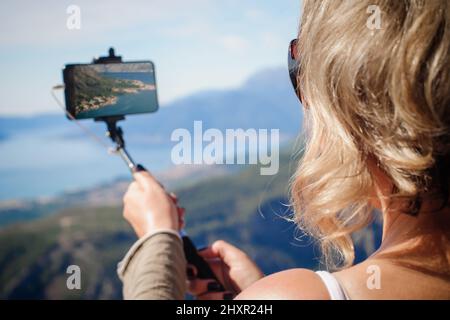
[75,79,155,115]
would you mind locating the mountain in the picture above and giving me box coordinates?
[0,66,303,201]
[0,152,382,299]
[0,67,302,146]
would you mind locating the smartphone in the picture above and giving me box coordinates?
[63,61,159,120]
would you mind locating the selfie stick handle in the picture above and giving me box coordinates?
[117,147,136,173]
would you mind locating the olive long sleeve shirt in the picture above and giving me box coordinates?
[117,230,187,300]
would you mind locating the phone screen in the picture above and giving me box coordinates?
[63,61,158,119]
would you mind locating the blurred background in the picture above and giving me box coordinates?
[0,0,381,299]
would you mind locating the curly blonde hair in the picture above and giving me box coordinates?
[290,0,450,269]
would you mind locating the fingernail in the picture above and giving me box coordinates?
[207,282,222,292]
[186,267,195,279]
[136,164,146,172]
[223,293,234,300]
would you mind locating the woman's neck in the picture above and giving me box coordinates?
[372,203,450,276]
[369,165,449,262]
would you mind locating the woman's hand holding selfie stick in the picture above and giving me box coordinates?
[123,165,183,237]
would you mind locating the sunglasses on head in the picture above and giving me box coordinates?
[288,38,302,103]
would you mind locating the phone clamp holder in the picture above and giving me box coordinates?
[93,47,122,64]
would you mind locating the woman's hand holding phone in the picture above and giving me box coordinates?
[187,240,264,300]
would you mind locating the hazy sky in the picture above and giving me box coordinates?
[0,0,301,116]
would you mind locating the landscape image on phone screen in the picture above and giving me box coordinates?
[72,62,158,119]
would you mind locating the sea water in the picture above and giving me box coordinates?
[0,125,171,200]
[75,72,158,119]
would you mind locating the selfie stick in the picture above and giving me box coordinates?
[92,48,136,173]
[92,48,225,291]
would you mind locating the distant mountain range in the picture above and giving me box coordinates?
[0,67,302,146]
[0,66,303,201]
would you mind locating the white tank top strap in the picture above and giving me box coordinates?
[315,271,350,300]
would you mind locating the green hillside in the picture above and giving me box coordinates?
[73,67,117,106]
[0,152,381,299]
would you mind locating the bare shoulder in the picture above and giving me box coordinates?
[235,269,330,300]
[333,258,450,299]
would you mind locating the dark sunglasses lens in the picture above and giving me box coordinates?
[288,39,301,102]
[289,39,298,60]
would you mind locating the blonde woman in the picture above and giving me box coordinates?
[119,0,450,300]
